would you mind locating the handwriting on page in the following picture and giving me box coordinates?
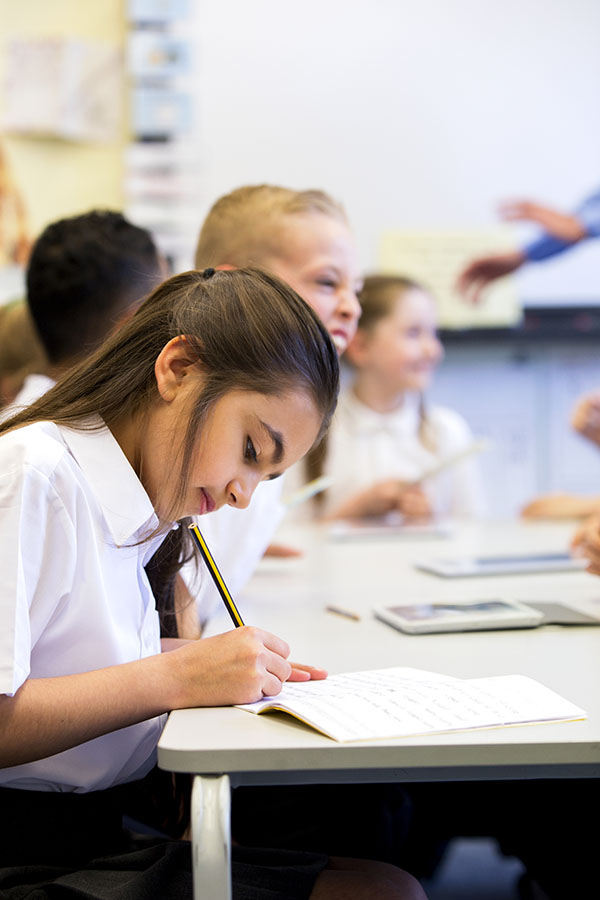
[240,668,585,742]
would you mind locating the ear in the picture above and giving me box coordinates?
[154,336,202,402]
[344,329,370,368]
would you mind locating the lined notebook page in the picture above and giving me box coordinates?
[237,667,585,743]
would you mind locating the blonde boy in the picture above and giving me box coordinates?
[189,185,362,624]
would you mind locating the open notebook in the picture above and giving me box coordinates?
[236,667,586,743]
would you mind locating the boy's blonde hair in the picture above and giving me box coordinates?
[194,184,348,270]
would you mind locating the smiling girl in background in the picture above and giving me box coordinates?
[322,275,485,521]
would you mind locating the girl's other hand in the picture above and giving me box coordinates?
[287,662,328,682]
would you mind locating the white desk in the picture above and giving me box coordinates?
[158,519,600,899]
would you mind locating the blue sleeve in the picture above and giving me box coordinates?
[523,234,573,262]
[576,189,600,238]
[523,187,600,262]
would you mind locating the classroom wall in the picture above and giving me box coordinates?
[430,344,600,516]
[0,0,125,240]
[188,0,600,514]
[2,1,599,512]
[191,0,600,304]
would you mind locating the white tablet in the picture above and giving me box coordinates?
[374,599,544,634]
[329,515,451,541]
[414,552,588,578]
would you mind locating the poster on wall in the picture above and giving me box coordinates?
[379,229,522,330]
[1,38,122,144]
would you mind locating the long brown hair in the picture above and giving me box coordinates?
[1,267,339,629]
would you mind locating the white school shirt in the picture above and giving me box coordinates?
[0,374,287,629]
[0,418,168,792]
[322,389,486,518]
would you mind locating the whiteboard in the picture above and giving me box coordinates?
[189,0,600,306]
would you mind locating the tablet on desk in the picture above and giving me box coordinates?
[374,599,544,634]
[414,552,588,578]
[329,513,452,540]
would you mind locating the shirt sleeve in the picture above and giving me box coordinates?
[575,189,600,238]
[523,187,600,262]
[0,461,76,696]
[523,234,574,263]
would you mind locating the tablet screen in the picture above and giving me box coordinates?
[387,601,517,621]
[475,553,572,566]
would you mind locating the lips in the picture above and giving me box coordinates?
[199,488,216,515]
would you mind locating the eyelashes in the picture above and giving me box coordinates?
[244,436,258,463]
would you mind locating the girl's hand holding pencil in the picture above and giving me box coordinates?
[187,523,327,700]
[167,627,297,705]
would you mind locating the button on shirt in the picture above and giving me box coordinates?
[0,418,168,792]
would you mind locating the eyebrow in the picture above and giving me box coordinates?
[259,419,285,466]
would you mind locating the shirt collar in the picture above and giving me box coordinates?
[57,417,161,546]
[341,389,421,437]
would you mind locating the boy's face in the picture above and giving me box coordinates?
[263,213,362,355]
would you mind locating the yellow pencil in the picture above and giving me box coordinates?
[188,522,245,627]
[325,604,361,622]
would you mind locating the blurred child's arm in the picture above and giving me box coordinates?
[522,493,600,520]
[326,479,432,520]
[571,392,600,447]
[263,543,303,558]
[572,514,600,575]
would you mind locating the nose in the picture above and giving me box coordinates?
[227,472,260,510]
[427,334,444,363]
[337,286,362,325]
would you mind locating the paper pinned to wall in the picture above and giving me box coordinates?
[379,229,522,329]
[2,38,122,143]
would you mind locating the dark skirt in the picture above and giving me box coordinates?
[0,785,328,900]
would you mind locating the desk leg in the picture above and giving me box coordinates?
[190,774,232,900]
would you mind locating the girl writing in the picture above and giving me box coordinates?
[0,266,423,900]
[322,275,485,521]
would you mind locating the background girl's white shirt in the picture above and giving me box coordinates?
[322,389,486,519]
[0,419,167,792]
